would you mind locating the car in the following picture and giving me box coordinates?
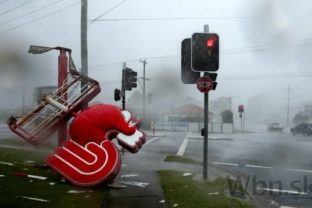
[267,122,284,132]
[290,123,312,136]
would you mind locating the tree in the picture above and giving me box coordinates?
[221,110,233,123]
[293,112,309,124]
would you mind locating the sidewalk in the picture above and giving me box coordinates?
[186,132,234,141]
[105,153,167,208]
[143,130,167,138]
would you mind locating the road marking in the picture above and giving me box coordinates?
[145,137,160,145]
[286,168,312,173]
[280,206,298,208]
[212,162,239,167]
[177,138,188,156]
[212,161,312,174]
[258,187,308,195]
[245,164,274,170]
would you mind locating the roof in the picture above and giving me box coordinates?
[170,103,213,115]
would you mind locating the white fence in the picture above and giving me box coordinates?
[154,121,234,133]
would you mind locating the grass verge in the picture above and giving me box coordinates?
[0,147,109,208]
[164,155,201,165]
[158,170,253,208]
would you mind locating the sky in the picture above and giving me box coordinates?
[1,0,312,124]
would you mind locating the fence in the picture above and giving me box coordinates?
[154,121,234,133]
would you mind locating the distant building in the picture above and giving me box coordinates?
[210,97,232,115]
[163,103,213,122]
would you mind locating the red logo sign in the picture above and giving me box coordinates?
[197,76,213,93]
[47,104,145,187]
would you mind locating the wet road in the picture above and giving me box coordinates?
[183,132,312,207]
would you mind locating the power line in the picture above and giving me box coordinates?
[89,0,128,26]
[0,0,36,17]
[93,16,265,22]
[0,1,80,35]
[0,0,66,27]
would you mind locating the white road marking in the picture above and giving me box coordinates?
[258,187,308,195]
[280,206,298,208]
[145,137,160,145]
[286,168,312,173]
[18,196,50,202]
[212,161,312,173]
[177,138,188,156]
[245,164,274,170]
[212,162,239,167]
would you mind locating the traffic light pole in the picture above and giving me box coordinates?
[203,24,209,180]
[122,63,126,110]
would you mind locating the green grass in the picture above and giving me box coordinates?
[164,155,202,165]
[0,147,109,208]
[158,170,253,208]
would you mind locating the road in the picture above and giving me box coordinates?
[128,130,312,207]
[3,124,312,207]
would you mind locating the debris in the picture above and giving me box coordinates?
[120,180,149,188]
[24,160,35,165]
[183,173,192,177]
[17,196,50,202]
[60,178,66,183]
[159,199,165,203]
[121,164,128,167]
[173,203,179,207]
[23,168,28,171]
[121,174,139,178]
[12,172,47,180]
[107,183,127,189]
[29,180,33,183]
[67,190,86,194]
[84,195,91,198]
[49,182,55,186]
[0,175,5,177]
[208,192,219,196]
[0,161,14,166]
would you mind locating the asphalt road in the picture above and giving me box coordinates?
[182,131,312,208]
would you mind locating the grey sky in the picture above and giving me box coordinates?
[0,0,312,123]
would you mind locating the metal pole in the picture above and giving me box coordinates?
[140,59,147,121]
[58,49,68,146]
[122,62,126,110]
[203,24,209,180]
[287,84,290,126]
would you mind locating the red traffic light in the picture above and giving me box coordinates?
[206,38,215,47]
[238,105,244,113]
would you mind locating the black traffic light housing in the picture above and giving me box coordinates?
[114,88,121,101]
[123,67,137,91]
[192,33,219,72]
[181,38,200,84]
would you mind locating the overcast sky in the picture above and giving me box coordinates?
[1,0,312,123]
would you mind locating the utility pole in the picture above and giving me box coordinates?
[287,84,290,126]
[140,59,147,122]
[81,0,88,108]
[203,24,209,180]
[81,0,88,76]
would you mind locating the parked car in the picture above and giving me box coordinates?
[291,123,312,136]
[267,122,283,132]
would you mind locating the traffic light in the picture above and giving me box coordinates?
[114,88,121,101]
[191,33,219,72]
[181,38,200,84]
[238,105,244,113]
[123,67,137,91]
